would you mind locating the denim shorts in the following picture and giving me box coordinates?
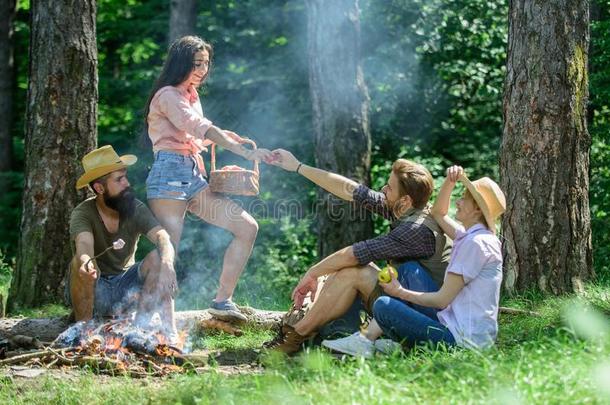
[65,261,144,318]
[146,151,209,201]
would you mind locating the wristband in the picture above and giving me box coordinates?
[296,163,303,174]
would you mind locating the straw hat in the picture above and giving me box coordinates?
[458,174,506,234]
[76,145,137,190]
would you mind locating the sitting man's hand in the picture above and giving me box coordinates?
[157,260,178,298]
[379,270,403,298]
[269,149,300,172]
[78,259,97,284]
[291,272,318,310]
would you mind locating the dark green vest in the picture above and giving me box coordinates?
[392,207,452,286]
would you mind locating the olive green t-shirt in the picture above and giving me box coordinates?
[69,197,160,276]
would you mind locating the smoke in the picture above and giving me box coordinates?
[113,0,432,312]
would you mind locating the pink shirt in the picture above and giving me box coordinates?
[437,224,503,349]
[147,85,214,155]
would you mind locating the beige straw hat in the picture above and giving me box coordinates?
[76,145,137,190]
[458,174,506,234]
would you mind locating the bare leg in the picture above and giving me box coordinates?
[364,319,383,341]
[148,199,188,253]
[294,265,378,336]
[136,250,177,334]
[187,187,258,302]
[69,257,96,322]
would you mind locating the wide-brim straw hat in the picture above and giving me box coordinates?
[76,145,137,189]
[458,174,506,234]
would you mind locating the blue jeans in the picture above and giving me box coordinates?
[373,296,456,347]
[373,261,456,347]
[65,261,144,318]
[396,261,440,320]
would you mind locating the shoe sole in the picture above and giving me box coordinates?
[321,340,374,359]
[208,308,248,322]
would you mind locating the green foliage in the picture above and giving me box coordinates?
[590,0,610,282]
[0,172,23,256]
[0,250,13,310]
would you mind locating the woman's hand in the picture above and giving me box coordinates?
[243,147,274,163]
[446,165,464,183]
[379,270,404,298]
[224,130,247,144]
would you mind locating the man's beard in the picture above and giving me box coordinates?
[105,187,136,220]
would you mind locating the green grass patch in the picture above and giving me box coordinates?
[190,326,276,352]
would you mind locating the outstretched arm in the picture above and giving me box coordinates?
[430,165,464,240]
[381,272,465,309]
[270,149,358,201]
[205,127,274,163]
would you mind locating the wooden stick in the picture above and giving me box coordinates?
[0,349,51,365]
[499,306,541,316]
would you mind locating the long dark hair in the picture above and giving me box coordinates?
[140,36,213,149]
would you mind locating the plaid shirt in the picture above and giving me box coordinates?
[351,184,436,265]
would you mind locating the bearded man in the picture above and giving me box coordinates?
[66,145,177,335]
[269,149,452,354]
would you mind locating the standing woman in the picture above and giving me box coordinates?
[144,36,273,321]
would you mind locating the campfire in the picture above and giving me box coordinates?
[0,318,193,378]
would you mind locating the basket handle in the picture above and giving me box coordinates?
[210,138,259,174]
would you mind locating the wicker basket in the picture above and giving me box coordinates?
[208,139,260,196]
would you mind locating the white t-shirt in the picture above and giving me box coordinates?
[437,224,503,349]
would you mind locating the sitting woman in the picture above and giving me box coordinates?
[322,165,506,356]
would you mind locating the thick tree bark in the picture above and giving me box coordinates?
[0,0,16,172]
[9,0,98,309]
[500,0,593,294]
[306,0,372,258]
[0,308,283,342]
[169,0,197,45]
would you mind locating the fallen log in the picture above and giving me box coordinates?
[0,308,284,342]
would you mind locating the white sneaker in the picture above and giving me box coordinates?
[322,332,375,358]
[374,339,402,355]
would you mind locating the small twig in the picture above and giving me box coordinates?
[0,349,51,365]
[499,306,541,316]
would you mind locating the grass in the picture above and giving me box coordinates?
[0,284,609,404]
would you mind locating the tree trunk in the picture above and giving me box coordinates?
[500,0,593,294]
[306,0,372,258]
[169,0,197,45]
[0,0,16,172]
[9,0,98,310]
[0,308,283,342]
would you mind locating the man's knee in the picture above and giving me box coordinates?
[332,265,375,284]
[372,296,398,326]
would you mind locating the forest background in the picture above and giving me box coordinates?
[0,0,609,312]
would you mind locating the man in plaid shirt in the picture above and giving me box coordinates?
[268,149,451,354]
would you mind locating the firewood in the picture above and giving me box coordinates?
[9,335,44,350]
[0,349,52,366]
